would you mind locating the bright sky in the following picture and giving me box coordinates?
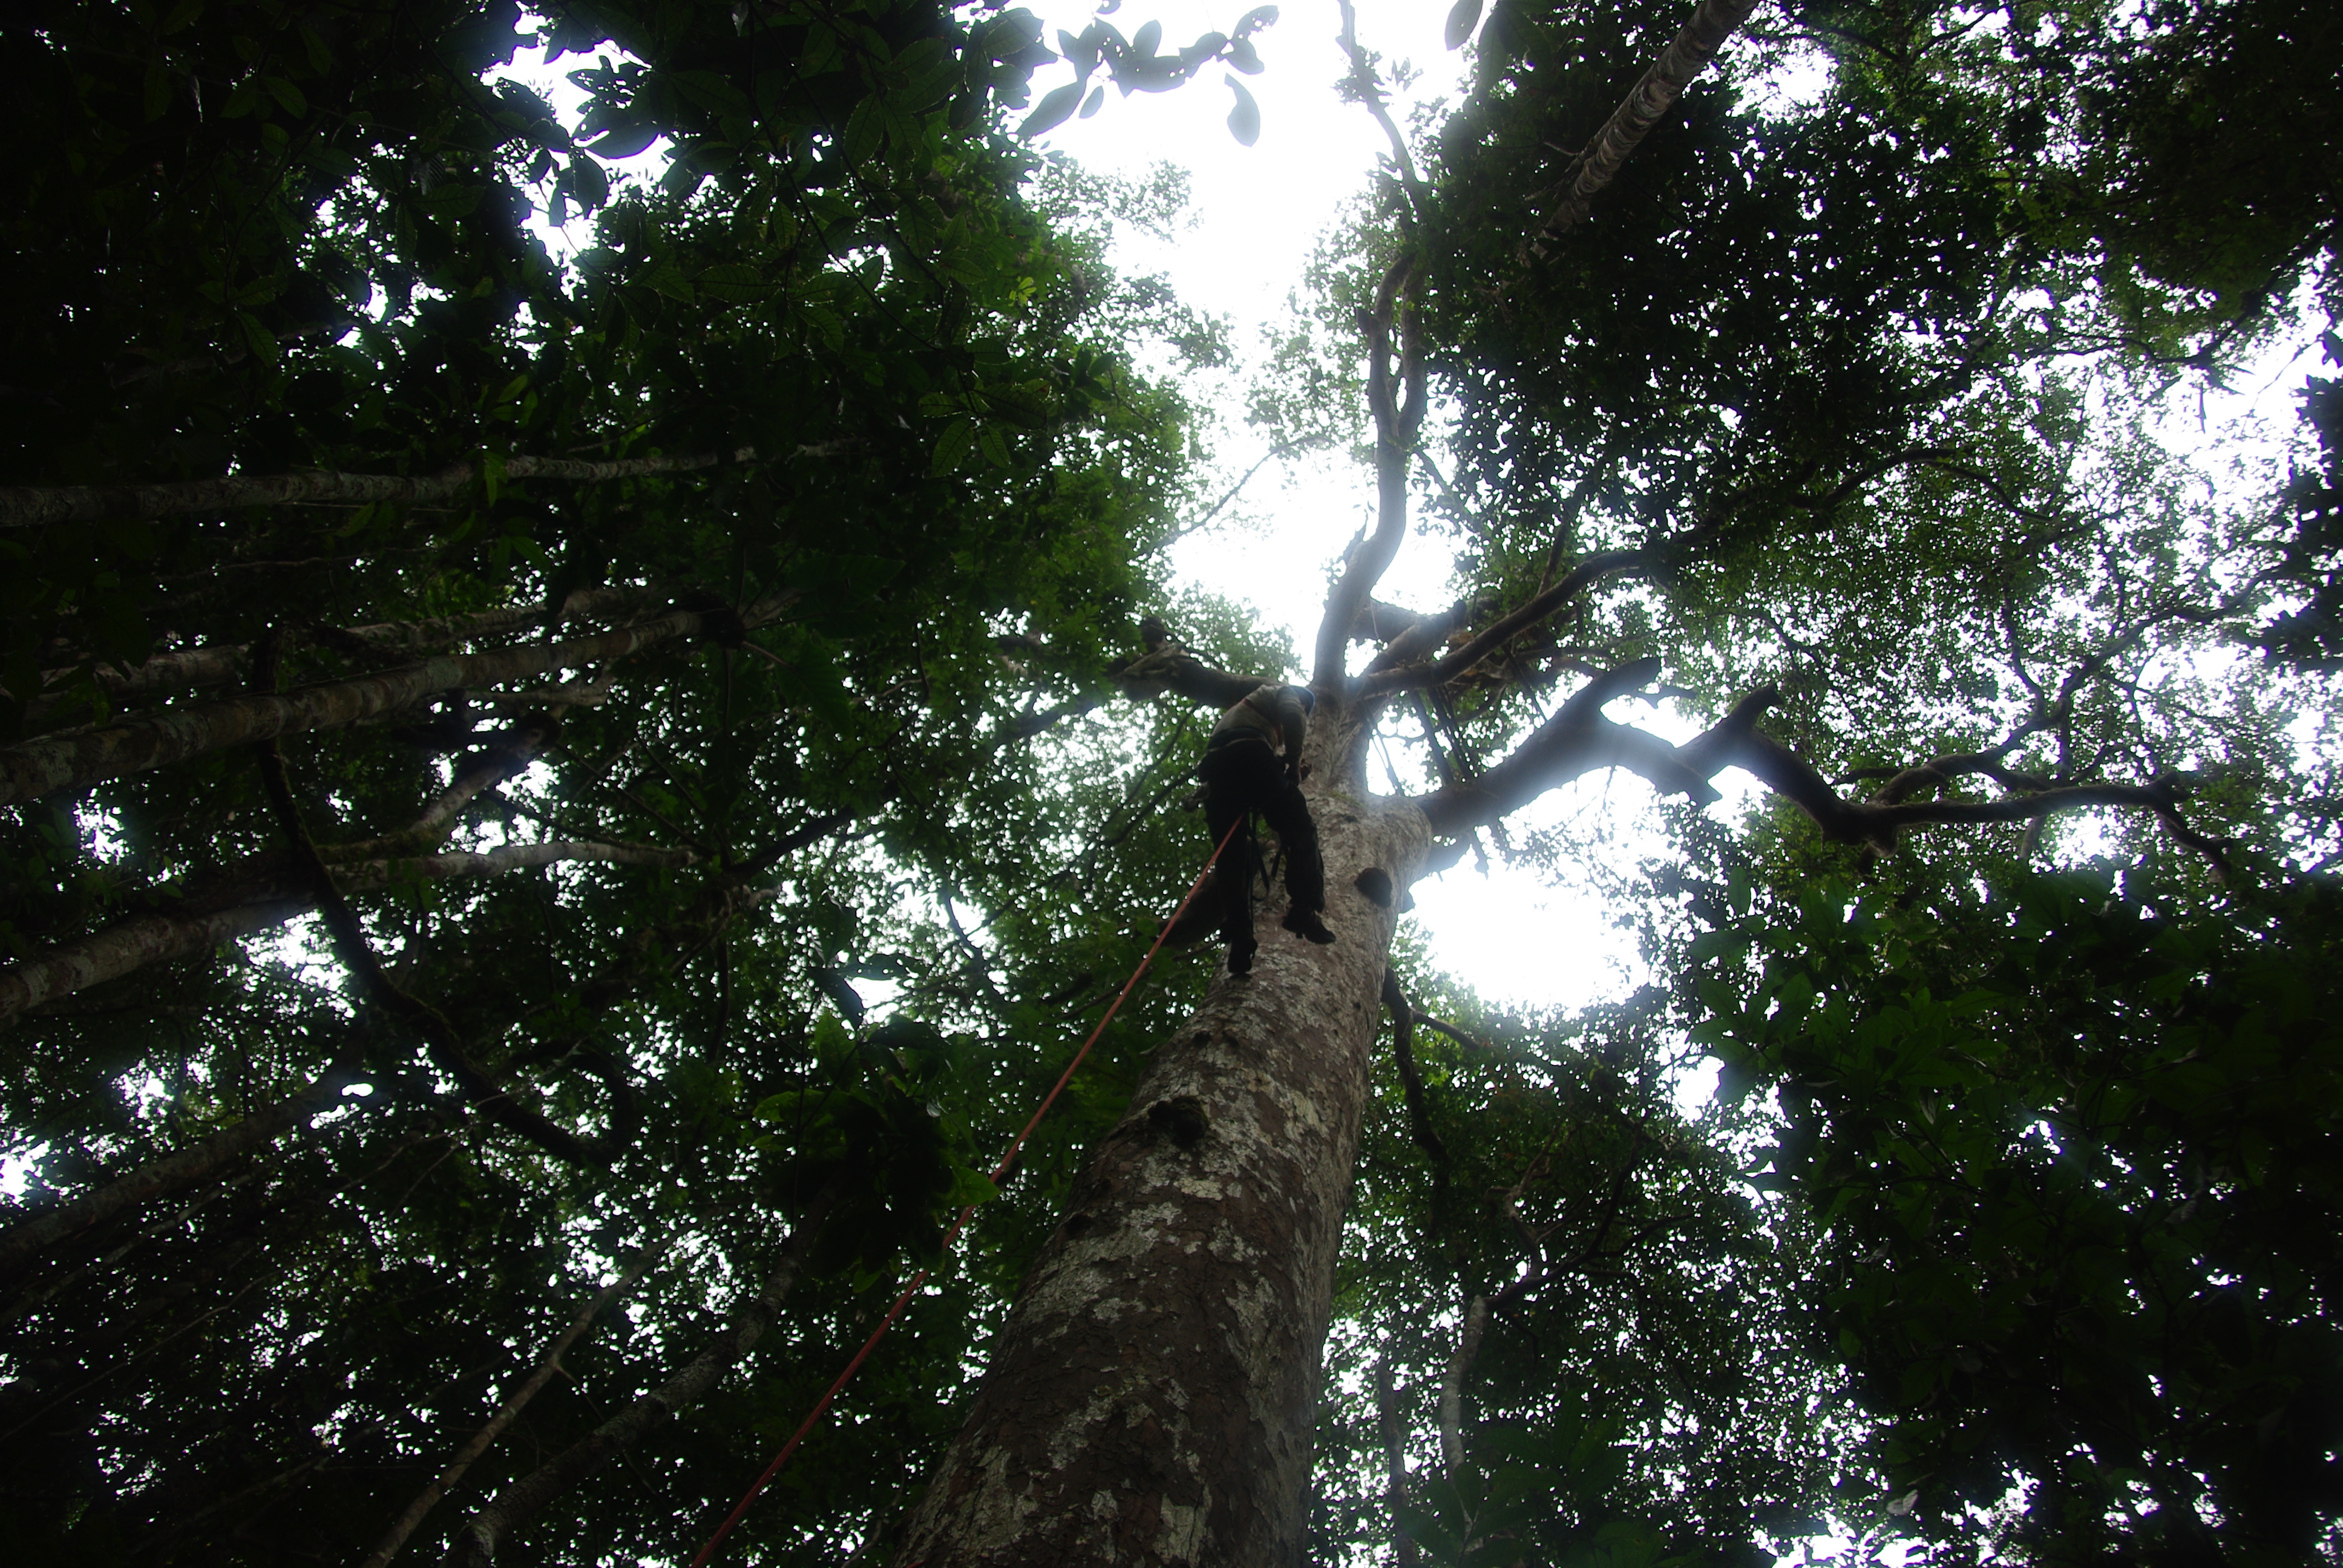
[492,1,2323,1019]
[1009,0,1735,1011]
[496,0,1687,1013]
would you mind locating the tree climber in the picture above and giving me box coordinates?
[1199,682,1336,975]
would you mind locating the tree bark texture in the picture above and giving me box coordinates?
[0,593,791,807]
[896,707,1427,1567]
[0,841,693,1024]
[1531,0,1758,251]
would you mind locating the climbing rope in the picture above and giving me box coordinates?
[687,817,1245,1567]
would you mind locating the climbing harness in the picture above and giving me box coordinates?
[687,817,1247,1566]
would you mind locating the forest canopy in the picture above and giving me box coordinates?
[1,0,2337,1564]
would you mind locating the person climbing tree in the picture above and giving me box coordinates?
[1198,682,1337,973]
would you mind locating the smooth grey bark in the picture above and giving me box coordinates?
[1437,1295,1490,1478]
[894,703,1429,1567]
[0,592,793,807]
[320,717,556,862]
[0,841,694,1024]
[1529,0,1761,252]
[9,594,646,726]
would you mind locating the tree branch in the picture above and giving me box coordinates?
[0,840,696,1026]
[1418,658,1720,835]
[1383,970,1452,1175]
[0,592,796,808]
[1363,550,1648,696]
[1527,0,1760,255]
[1683,694,2233,874]
[0,1060,359,1281]
[0,449,760,530]
[257,739,654,1168]
[1335,0,1430,217]
[1153,435,1329,552]
[1437,1293,1490,1479]
[1317,257,1424,689]
[1374,1357,1420,1568]
[358,1247,663,1568]
[442,1177,843,1567]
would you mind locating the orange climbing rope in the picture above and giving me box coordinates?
[687,817,1245,1567]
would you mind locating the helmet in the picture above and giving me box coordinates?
[1289,685,1316,716]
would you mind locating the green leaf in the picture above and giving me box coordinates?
[1444,0,1484,49]
[263,75,306,117]
[588,119,662,159]
[638,260,694,302]
[931,417,975,474]
[894,36,962,108]
[696,262,777,303]
[943,1165,997,1206]
[424,184,483,218]
[1078,84,1105,119]
[1224,76,1260,146]
[567,154,609,211]
[1017,80,1083,140]
[234,311,278,362]
[978,425,1011,468]
[841,97,885,166]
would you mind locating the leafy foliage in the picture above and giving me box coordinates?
[1673,840,2343,1561]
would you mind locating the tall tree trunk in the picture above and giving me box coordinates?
[896,705,1426,1567]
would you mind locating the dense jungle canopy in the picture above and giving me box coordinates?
[0,0,2338,1563]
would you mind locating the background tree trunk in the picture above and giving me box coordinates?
[896,709,1426,1566]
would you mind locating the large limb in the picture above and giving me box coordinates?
[0,840,695,1026]
[1716,724,2232,871]
[1315,255,1427,690]
[1356,593,1504,677]
[0,1058,360,1282]
[1363,551,1649,696]
[321,717,560,861]
[1419,658,1720,836]
[0,591,795,808]
[1527,0,1761,255]
[991,629,1267,748]
[0,449,759,530]
[14,586,664,725]
[1421,674,2230,872]
[259,738,652,1168]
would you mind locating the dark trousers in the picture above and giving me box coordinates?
[1199,737,1325,952]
